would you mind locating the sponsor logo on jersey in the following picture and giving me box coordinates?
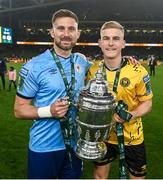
[143,74,150,83]
[120,77,130,87]
[48,68,57,75]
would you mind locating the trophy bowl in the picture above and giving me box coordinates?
[75,64,116,160]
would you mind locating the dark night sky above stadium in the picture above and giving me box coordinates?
[0,0,163,27]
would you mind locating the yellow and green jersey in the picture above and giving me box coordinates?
[86,59,153,145]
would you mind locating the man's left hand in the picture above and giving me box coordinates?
[123,56,140,65]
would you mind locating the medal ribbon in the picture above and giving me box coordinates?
[102,59,132,179]
[51,50,76,167]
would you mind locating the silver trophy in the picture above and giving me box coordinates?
[75,63,117,160]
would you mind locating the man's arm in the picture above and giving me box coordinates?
[130,99,152,119]
[14,95,69,120]
[113,99,152,123]
[14,96,38,119]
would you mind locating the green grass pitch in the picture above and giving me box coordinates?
[0,62,163,178]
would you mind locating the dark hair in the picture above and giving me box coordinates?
[10,66,14,71]
[52,9,79,26]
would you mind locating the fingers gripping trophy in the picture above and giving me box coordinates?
[75,63,117,160]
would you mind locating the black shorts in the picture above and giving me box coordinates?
[94,142,147,177]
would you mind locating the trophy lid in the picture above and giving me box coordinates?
[83,62,109,97]
[79,62,116,111]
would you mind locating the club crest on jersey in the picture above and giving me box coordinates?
[120,77,130,87]
[75,64,82,73]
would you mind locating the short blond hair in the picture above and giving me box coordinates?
[100,21,124,35]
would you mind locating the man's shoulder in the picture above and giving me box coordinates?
[90,60,101,69]
[73,52,87,60]
[23,49,51,69]
[73,52,92,67]
[31,49,51,63]
[86,60,101,80]
[125,61,148,75]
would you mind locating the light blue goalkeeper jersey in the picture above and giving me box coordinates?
[17,49,92,152]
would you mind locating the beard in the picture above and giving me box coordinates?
[54,37,77,51]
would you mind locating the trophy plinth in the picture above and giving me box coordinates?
[75,63,116,160]
[76,140,107,160]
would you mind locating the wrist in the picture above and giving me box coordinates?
[130,111,138,119]
[37,105,52,118]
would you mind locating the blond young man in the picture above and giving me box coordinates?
[87,21,153,179]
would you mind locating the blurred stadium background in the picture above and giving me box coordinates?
[0,0,163,178]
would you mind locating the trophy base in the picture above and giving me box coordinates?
[75,139,107,160]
